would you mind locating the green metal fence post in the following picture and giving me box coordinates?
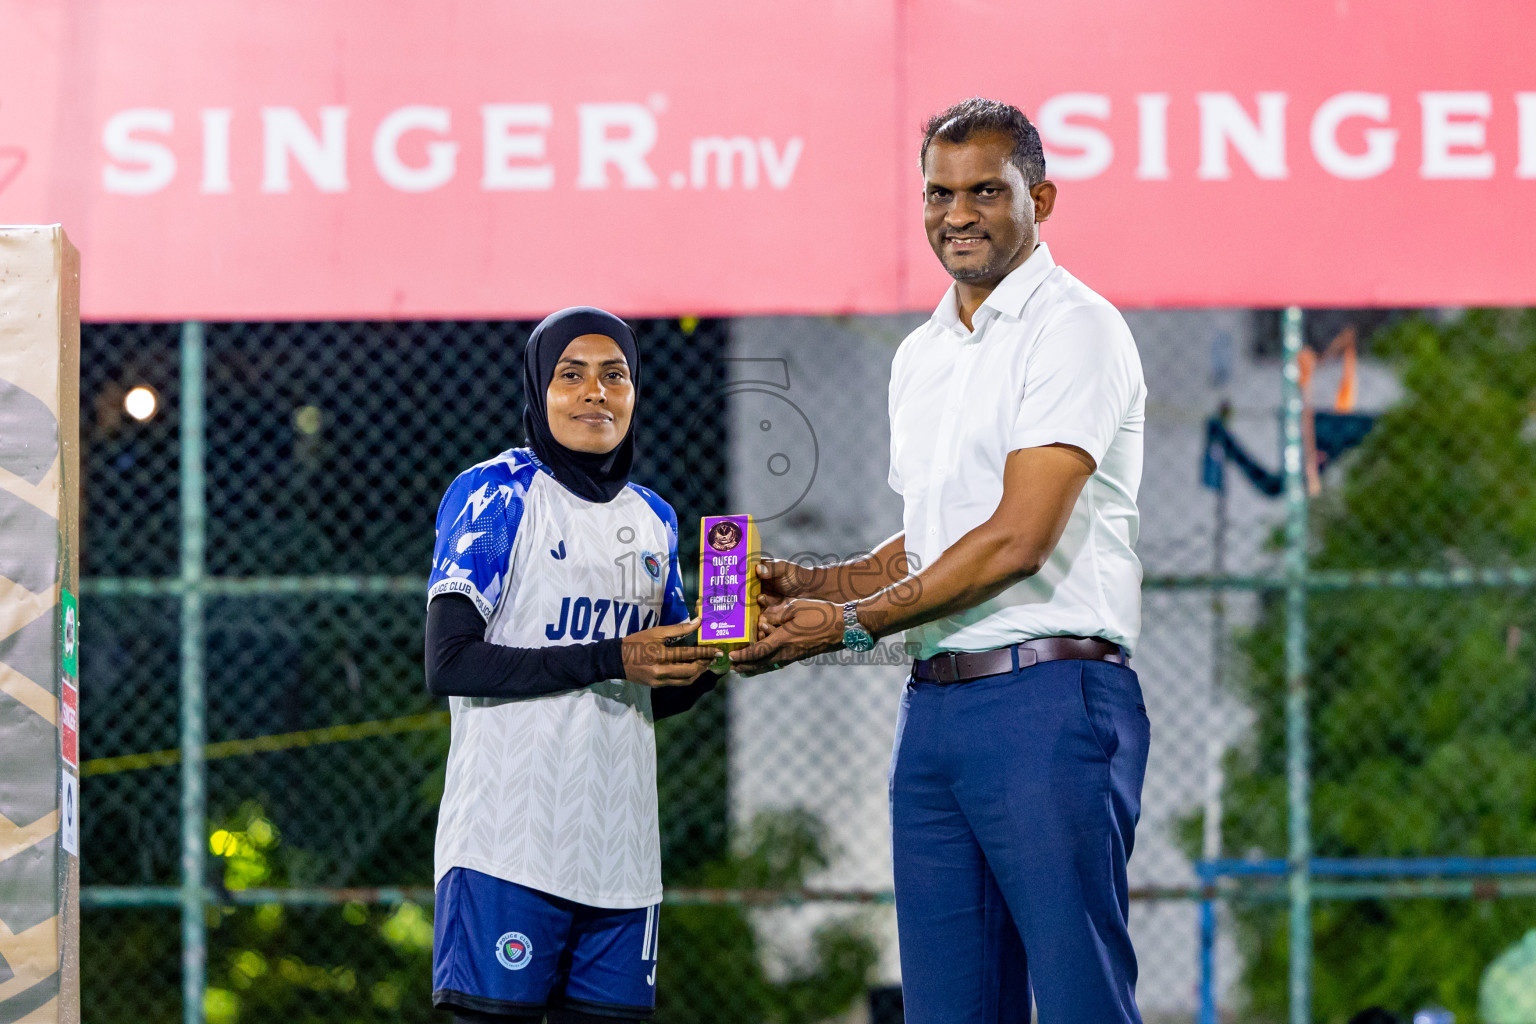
[179,321,208,1024]
[1281,306,1311,1024]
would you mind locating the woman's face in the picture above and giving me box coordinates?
[545,333,634,454]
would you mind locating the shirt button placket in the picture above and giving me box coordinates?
[924,325,983,547]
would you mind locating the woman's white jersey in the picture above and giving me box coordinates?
[426,448,688,908]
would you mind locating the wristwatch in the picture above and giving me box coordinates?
[842,602,876,653]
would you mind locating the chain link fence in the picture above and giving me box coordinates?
[74,307,1536,1023]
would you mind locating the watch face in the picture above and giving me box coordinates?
[844,628,876,653]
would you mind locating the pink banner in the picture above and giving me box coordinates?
[0,0,1532,319]
[901,0,1536,309]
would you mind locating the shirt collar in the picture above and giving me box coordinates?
[931,242,1057,333]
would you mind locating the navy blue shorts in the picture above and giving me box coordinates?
[432,868,660,1019]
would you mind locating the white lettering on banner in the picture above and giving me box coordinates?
[692,136,757,188]
[102,108,176,195]
[482,104,554,190]
[262,106,350,193]
[759,137,803,188]
[1420,92,1494,179]
[689,137,803,189]
[99,92,1536,196]
[373,106,457,192]
[1197,92,1289,179]
[1311,92,1397,180]
[576,103,658,189]
[1036,93,1112,180]
[1520,94,1536,179]
[1135,93,1170,180]
[201,108,233,194]
[100,102,797,194]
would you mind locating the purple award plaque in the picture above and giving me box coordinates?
[699,514,759,645]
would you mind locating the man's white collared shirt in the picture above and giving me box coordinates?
[887,242,1146,657]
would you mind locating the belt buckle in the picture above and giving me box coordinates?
[943,652,962,683]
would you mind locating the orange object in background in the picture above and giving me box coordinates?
[1298,327,1360,495]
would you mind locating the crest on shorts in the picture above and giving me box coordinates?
[642,551,664,581]
[495,931,533,970]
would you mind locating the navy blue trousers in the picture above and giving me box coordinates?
[889,658,1150,1024]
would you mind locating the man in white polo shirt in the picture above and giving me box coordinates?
[733,97,1148,1023]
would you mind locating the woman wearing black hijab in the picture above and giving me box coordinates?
[423,307,720,1024]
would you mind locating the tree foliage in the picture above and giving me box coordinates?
[1221,310,1536,1021]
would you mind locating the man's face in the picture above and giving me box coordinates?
[923,131,1048,286]
[545,333,634,454]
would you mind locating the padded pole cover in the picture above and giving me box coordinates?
[0,225,81,1024]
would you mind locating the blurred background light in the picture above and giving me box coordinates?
[123,385,157,421]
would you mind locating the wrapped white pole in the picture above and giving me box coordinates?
[0,225,81,1024]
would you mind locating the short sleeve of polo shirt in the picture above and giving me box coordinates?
[1010,302,1139,467]
[427,466,524,620]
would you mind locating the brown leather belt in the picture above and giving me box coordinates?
[912,636,1127,684]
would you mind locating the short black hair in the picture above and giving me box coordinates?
[920,98,1046,187]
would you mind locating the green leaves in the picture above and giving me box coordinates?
[656,809,878,1024]
[1222,310,1536,1022]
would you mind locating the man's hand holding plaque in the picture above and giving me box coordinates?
[730,595,849,676]
[749,557,813,612]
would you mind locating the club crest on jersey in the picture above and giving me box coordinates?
[495,931,533,970]
[642,551,663,581]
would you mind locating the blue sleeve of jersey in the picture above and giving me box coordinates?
[427,464,525,620]
[657,500,691,627]
[628,484,691,627]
